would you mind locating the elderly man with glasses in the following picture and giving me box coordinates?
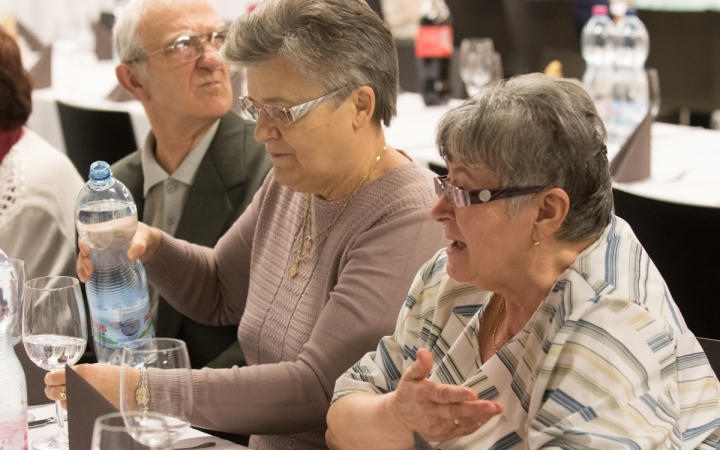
[106,0,271,373]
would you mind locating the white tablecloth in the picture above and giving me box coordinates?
[28,403,248,449]
[385,93,720,209]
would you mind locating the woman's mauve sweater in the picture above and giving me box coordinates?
[145,162,448,450]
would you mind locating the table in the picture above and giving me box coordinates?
[385,93,720,209]
[28,403,248,449]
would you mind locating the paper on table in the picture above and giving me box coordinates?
[92,22,113,61]
[14,342,50,406]
[610,69,660,183]
[66,365,119,450]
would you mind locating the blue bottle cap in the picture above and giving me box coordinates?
[89,161,112,183]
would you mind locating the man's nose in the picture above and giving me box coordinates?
[196,41,224,69]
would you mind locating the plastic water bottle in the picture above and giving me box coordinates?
[0,249,28,450]
[610,9,649,146]
[581,5,614,129]
[75,161,154,363]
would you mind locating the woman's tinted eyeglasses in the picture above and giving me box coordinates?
[237,89,344,127]
[131,27,228,63]
[434,176,544,208]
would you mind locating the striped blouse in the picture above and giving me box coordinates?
[333,216,720,449]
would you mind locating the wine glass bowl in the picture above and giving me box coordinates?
[23,276,87,450]
[92,411,172,450]
[459,38,496,96]
[120,338,193,443]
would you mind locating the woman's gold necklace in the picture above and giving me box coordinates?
[288,144,388,278]
[491,295,506,353]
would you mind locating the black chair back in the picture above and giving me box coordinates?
[364,0,383,19]
[613,189,720,340]
[502,0,582,77]
[56,101,138,179]
[697,337,720,377]
[638,10,720,114]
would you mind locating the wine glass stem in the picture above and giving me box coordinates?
[55,400,66,438]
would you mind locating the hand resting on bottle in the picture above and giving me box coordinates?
[77,222,163,283]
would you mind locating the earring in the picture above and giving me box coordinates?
[533,241,539,246]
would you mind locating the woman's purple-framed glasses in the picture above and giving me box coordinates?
[434,175,544,208]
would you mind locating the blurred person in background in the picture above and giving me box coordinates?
[46,1,447,449]
[380,0,424,39]
[0,25,83,280]
[109,0,271,372]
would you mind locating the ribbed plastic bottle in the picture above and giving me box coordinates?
[75,161,154,363]
[581,5,614,130]
[610,9,650,146]
[0,249,28,450]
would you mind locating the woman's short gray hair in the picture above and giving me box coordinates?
[437,73,613,242]
[221,0,398,126]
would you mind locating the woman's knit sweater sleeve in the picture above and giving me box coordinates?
[143,181,263,327]
[188,206,444,434]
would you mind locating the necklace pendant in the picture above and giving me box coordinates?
[289,265,299,278]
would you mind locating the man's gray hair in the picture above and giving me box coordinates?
[437,73,613,242]
[113,0,150,64]
[221,0,398,126]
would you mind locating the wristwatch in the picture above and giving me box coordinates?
[135,367,150,413]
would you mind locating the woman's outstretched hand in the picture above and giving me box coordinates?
[77,222,162,282]
[388,348,504,442]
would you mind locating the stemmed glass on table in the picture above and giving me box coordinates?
[92,411,173,450]
[22,276,87,450]
[459,38,497,96]
[120,338,193,445]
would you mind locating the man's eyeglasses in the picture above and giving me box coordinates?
[132,27,228,63]
[434,175,544,208]
[237,89,344,127]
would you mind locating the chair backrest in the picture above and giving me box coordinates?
[502,0,580,75]
[613,189,720,340]
[638,9,720,113]
[56,101,138,180]
[697,337,720,377]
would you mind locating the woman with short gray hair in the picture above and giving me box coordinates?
[67,0,446,449]
[327,74,720,449]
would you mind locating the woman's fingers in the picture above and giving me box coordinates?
[401,348,435,382]
[77,237,93,282]
[44,369,66,387]
[428,383,478,404]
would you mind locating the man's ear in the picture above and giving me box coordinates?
[350,86,376,129]
[532,188,570,242]
[115,63,150,102]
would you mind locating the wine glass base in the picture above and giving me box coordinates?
[32,434,69,450]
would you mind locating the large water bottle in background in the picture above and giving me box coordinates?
[581,5,614,129]
[75,161,154,363]
[0,250,28,450]
[610,9,650,146]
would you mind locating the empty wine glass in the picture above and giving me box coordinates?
[119,338,192,444]
[23,276,87,450]
[92,411,172,450]
[10,259,27,347]
[459,38,495,96]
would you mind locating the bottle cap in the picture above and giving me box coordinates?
[89,161,112,183]
[592,5,609,16]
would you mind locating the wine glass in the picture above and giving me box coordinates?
[92,411,172,450]
[119,338,193,444]
[23,276,87,450]
[459,38,495,96]
[10,259,27,347]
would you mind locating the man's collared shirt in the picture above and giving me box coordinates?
[140,119,220,317]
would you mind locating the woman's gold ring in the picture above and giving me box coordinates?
[59,386,66,400]
[453,419,461,427]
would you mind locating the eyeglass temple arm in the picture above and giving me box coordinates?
[487,186,544,201]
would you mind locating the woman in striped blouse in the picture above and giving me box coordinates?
[327,74,720,449]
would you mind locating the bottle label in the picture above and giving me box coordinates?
[415,25,453,58]
[89,300,154,349]
[0,411,27,450]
